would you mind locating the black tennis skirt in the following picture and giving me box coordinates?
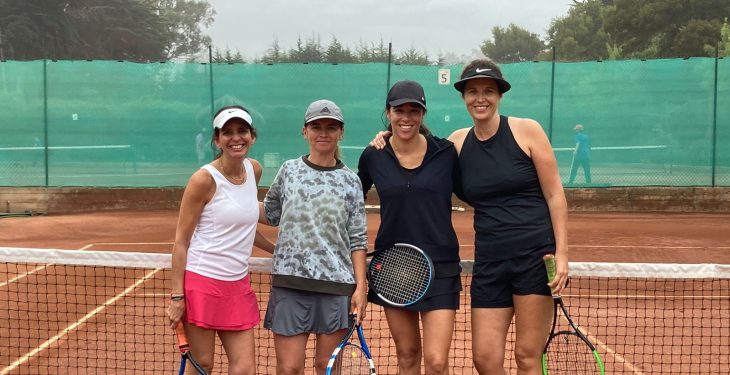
[368,261,462,311]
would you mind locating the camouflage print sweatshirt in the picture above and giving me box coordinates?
[263,156,368,296]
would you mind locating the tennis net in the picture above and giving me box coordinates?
[1,247,728,374]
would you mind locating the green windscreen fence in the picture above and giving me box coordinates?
[0,58,728,187]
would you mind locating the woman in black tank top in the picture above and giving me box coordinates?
[450,59,570,375]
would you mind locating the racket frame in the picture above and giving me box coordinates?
[325,314,376,375]
[367,242,435,307]
[541,296,606,375]
[176,324,209,375]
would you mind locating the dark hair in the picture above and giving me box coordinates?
[212,105,257,160]
[383,104,431,136]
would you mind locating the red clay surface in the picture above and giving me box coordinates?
[1,210,729,374]
[2,209,729,263]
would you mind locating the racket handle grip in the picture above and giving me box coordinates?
[175,324,190,352]
[543,254,557,283]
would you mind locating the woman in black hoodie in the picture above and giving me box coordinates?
[358,80,461,375]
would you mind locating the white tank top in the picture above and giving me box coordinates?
[186,159,258,281]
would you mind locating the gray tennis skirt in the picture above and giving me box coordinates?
[264,286,350,336]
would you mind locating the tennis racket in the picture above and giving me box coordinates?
[325,313,376,375]
[175,324,208,375]
[367,243,434,307]
[541,255,605,375]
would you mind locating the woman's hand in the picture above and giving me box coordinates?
[549,253,569,296]
[351,286,368,324]
[167,299,185,329]
[369,131,391,150]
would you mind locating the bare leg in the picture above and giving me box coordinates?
[384,307,422,374]
[220,329,256,375]
[421,309,456,374]
[472,307,513,375]
[274,333,309,375]
[513,294,554,375]
[184,323,217,374]
[314,329,348,375]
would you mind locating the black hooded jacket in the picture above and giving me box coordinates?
[357,135,461,263]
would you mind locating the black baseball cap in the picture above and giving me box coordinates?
[386,80,427,110]
[453,66,511,94]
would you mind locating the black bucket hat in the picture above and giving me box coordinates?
[453,65,511,94]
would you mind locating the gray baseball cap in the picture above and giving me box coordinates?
[304,100,344,124]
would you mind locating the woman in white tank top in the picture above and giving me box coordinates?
[167,106,275,375]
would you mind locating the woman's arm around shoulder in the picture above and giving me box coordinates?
[447,127,471,155]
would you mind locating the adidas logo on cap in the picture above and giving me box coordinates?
[304,99,344,124]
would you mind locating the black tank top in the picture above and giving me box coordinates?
[459,115,555,261]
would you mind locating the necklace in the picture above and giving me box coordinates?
[218,160,246,184]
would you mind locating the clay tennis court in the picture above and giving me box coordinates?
[1,209,729,374]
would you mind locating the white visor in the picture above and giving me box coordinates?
[213,108,253,129]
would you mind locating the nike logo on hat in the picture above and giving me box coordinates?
[475,68,492,73]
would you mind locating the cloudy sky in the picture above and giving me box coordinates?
[204,0,573,60]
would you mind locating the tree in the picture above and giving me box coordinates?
[0,0,82,60]
[549,0,730,60]
[0,0,214,61]
[547,1,613,61]
[69,0,170,61]
[288,34,324,63]
[355,38,389,63]
[481,24,546,63]
[395,47,429,65]
[213,46,245,63]
[705,17,730,56]
[154,0,215,61]
[324,37,355,63]
[602,0,728,58]
[259,37,285,63]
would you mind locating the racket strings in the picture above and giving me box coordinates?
[546,333,601,374]
[370,245,431,305]
[332,345,369,374]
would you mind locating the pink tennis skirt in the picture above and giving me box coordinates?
[184,270,260,331]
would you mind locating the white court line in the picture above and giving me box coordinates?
[570,245,730,249]
[574,324,645,375]
[0,244,94,288]
[89,242,174,246]
[452,244,730,249]
[580,294,729,299]
[0,267,162,375]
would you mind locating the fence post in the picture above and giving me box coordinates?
[711,46,719,187]
[43,59,49,186]
[208,45,215,119]
[386,42,392,96]
[548,46,556,142]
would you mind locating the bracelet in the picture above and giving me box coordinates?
[170,294,185,301]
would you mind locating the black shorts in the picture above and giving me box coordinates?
[368,261,462,311]
[470,249,553,308]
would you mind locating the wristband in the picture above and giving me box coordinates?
[170,293,185,301]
